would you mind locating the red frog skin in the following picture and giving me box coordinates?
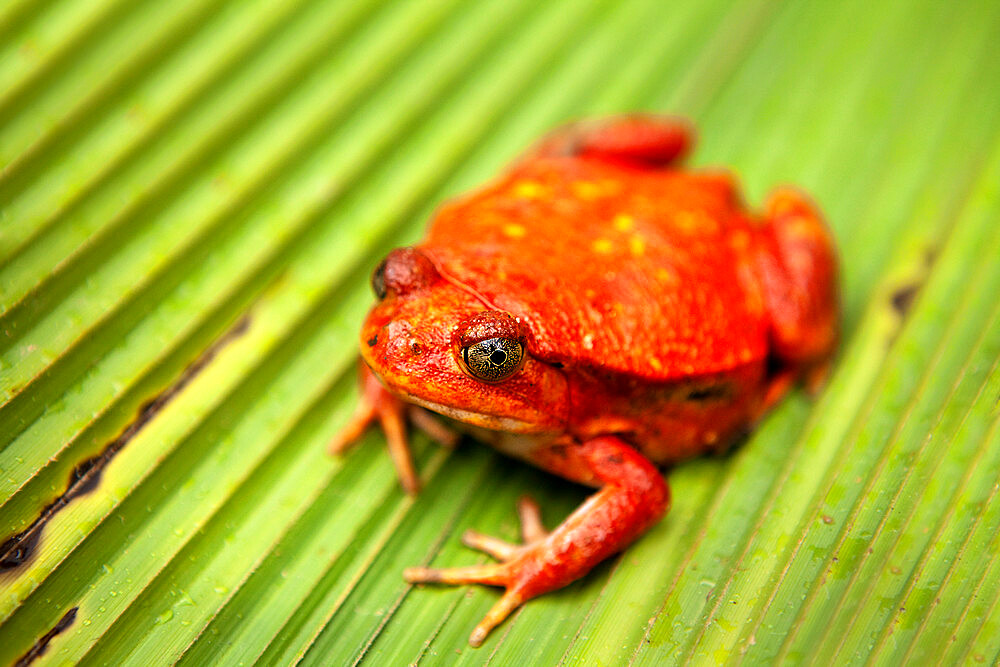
[329,115,839,647]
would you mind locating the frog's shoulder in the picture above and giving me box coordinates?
[422,158,771,380]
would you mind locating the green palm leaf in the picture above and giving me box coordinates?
[1,0,997,664]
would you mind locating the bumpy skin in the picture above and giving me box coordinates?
[329,115,839,646]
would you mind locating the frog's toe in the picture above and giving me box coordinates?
[330,384,420,493]
[403,562,526,647]
[330,361,421,494]
[516,496,548,543]
[404,562,508,586]
[459,496,548,561]
[404,497,552,645]
[407,406,460,449]
[326,399,377,455]
[461,530,519,561]
[471,590,527,647]
[379,401,421,495]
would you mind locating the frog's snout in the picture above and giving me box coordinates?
[365,318,433,370]
[371,247,441,299]
[381,320,420,359]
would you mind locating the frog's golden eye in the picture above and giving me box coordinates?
[461,337,524,382]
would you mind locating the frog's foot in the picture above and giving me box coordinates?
[404,497,549,647]
[328,363,458,494]
[405,436,669,647]
[522,114,694,168]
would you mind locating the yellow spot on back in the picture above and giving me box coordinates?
[656,268,680,286]
[675,210,718,233]
[613,214,635,232]
[514,181,545,198]
[502,223,526,238]
[629,236,645,256]
[649,357,663,372]
[674,211,697,232]
[600,179,622,195]
[730,230,750,251]
[592,238,614,254]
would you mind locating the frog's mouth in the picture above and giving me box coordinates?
[361,348,549,434]
[400,392,539,433]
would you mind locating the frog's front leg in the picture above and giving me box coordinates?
[404,435,669,646]
[328,362,457,494]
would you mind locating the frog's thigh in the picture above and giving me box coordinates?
[758,188,839,369]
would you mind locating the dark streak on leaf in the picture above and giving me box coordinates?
[0,315,251,571]
[890,283,921,317]
[890,246,938,320]
[0,528,43,571]
[923,246,939,271]
[13,607,77,667]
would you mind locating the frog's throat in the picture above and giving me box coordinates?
[401,392,540,434]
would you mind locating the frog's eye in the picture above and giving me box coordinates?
[461,337,524,382]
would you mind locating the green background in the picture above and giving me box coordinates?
[1,0,998,664]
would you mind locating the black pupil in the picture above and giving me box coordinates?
[489,349,507,365]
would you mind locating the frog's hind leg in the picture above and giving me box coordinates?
[521,114,695,168]
[404,436,669,646]
[756,188,839,409]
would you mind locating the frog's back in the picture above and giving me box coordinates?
[422,157,770,380]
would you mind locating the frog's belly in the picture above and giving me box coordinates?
[415,357,768,480]
[567,360,769,465]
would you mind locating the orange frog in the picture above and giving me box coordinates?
[330,115,838,646]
